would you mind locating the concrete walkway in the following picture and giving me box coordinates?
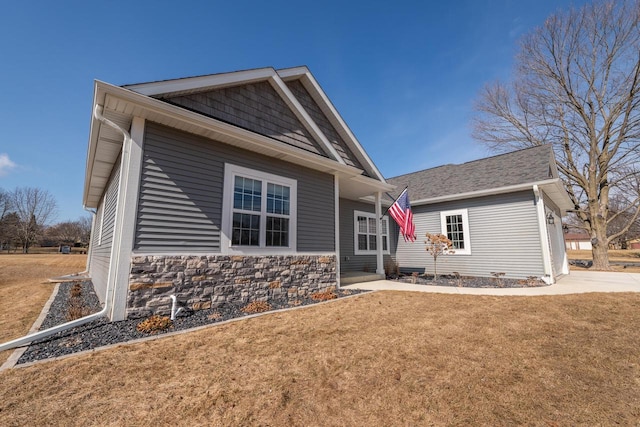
[342,270,640,296]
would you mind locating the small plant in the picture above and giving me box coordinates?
[65,300,89,321]
[526,276,541,287]
[384,259,400,278]
[136,315,173,334]
[70,283,82,298]
[425,233,454,280]
[452,271,462,287]
[241,301,272,313]
[410,271,419,284]
[207,311,222,320]
[311,287,337,301]
[491,272,506,287]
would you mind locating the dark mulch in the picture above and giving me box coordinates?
[17,283,366,365]
[390,273,549,288]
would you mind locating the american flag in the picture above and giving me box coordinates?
[388,188,416,242]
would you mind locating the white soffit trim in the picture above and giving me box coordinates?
[410,179,564,206]
[278,68,387,183]
[269,75,345,164]
[123,67,276,96]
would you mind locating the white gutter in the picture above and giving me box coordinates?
[533,185,554,284]
[0,106,128,353]
[410,179,562,206]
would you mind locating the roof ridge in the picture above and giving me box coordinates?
[121,65,309,88]
[387,145,551,180]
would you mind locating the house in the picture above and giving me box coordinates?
[627,238,640,250]
[386,145,573,283]
[84,66,394,321]
[564,232,593,250]
[83,66,572,322]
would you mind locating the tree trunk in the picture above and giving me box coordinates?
[591,218,611,270]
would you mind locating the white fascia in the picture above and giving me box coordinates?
[268,74,345,164]
[277,67,387,183]
[123,67,276,96]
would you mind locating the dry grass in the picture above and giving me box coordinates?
[567,249,640,272]
[567,249,640,261]
[1,290,639,426]
[0,254,87,365]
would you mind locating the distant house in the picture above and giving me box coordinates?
[83,67,573,322]
[564,232,593,251]
[627,238,640,250]
[387,145,573,283]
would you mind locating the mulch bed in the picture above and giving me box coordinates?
[390,273,549,288]
[17,282,366,365]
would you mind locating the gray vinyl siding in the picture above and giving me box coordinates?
[395,191,545,279]
[161,81,327,156]
[286,80,365,171]
[135,122,334,253]
[339,198,395,273]
[89,159,121,304]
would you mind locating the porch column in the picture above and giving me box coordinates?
[375,191,384,275]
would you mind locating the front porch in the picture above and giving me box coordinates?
[340,271,386,286]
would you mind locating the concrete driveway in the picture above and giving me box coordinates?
[342,270,640,296]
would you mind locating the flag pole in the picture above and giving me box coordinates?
[380,186,408,220]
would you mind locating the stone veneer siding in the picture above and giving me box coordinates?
[127,254,337,319]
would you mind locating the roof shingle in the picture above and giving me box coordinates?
[387,145,555,201]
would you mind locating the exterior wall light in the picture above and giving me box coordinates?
[546,212,555,225]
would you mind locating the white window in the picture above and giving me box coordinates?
[222,164,297,254]
[354,210,390,255]
[440,209,471,255]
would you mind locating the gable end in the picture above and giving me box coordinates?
[158,81,329,157]
[286,79,366,172]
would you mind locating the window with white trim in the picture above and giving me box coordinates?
[354,210,389,255]
[440,209,471,255]
[222,164,297,252]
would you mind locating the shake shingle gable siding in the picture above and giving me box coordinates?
[158,81,328,157]
[387,145,555,200]
[285,79,366,171]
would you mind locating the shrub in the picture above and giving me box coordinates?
[241,301,272,314]
[70,283,82,298]
[491,272,506,287]
[65,299,89,321]
[425,233,454,279]
[207,312,222,320]
[136,315,173,334]
[311,288,337,301]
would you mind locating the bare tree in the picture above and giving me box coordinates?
[46,216,92,246]
[473,0,640,269]
[0,189,16,251]
[12,187,57,253]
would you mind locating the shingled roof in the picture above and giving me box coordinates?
[387,145,557,202]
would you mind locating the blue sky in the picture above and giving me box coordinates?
[0,0,589,222]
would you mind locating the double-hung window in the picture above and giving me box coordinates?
[354,210,389,255]
[222,164,297,253]
[440,209,471,255]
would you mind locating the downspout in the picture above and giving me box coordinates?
[0,106,127,353]
[81,207,97,274]
[533,185,554,284]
